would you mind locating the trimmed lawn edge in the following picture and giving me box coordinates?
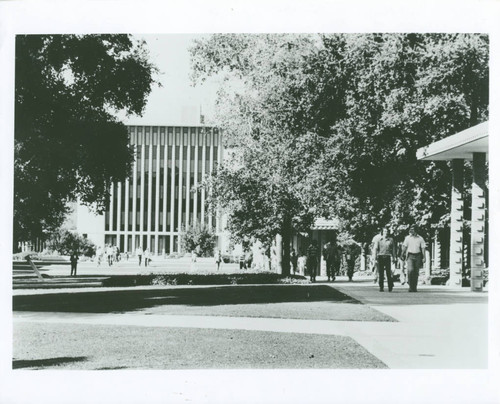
[102,273,309,287]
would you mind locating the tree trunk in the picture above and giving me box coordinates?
[281,216,292,276]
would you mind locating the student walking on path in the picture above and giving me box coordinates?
[345,242,361,282]
[70,251,79,276]
[374,227,396,292]
[370,228,383,284]
[323,237,340,282]
[307,240,320,283]
[402,225,426,292]
[136,246,143,266]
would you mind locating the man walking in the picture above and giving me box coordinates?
[397,241,407,285]
[323,236,340,282]
[307,240,320,283]
[70,250,79,276]
[374,227,396,292]
[370,228,383,283]
[136,246,143,266]
[402,225,426,292]
[345,242,361,282]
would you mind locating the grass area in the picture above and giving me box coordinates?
[13,322,388,369]
[101,273,309,287]
[13,284,395,322]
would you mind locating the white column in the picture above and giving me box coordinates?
[131,145,138,253]
[470,152,486,292]
[186,132,191,229]
[449,159,464,287]
[276,234,283,274]
[216,131,223,233]
[139,143,145,250]
[163,141,168,254]
[170,135,176,253]
[147,143,153,250]
[425,249,431,280]
[193,135,199,226]
[109,184,114,237]
[177,133,183,252]
[155,141,161,255]
[208,129,214,229]
[116,181,122,249]
[124,178,129,254]
[432,229,441,272]
[201,128,206,225]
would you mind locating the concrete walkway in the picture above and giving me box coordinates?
[13,273,489,369]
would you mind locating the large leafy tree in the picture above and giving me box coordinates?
[302,34,489,241]
[191,34,325,275]
[14,34,158,248]
[190,33,488,272]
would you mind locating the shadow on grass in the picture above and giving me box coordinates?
[95,366,129,370]
[13,356,87,369]
[13,285,360,314]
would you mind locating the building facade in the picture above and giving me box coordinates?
[77,124,224,255]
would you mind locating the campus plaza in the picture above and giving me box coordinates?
[57,122,488,290]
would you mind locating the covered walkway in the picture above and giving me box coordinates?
[417,121,488,291]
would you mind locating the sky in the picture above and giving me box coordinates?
[123,34,220,126]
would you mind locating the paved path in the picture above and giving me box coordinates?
[13,277,489,369]
[23,257,241,277]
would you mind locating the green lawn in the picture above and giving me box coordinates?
[13,284,393,369]
[13,284,395,322]
[13,322,388,369]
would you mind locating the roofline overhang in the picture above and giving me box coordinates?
[417,121,488,161]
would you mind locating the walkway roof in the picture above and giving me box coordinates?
[416,121,488,161]
[311,218,339,230]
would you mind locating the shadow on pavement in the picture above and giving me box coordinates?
[335,283,488,306]
[13,285,360,314]
[13,356,87,369]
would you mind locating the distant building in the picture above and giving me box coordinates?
[75,124,224,254]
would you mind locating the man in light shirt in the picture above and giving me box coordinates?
[402,225,426,292]
[370,228,383,284]
[374,227,396,292]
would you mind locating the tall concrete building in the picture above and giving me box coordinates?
[76,124,224,254]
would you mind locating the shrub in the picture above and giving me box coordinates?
[46,229,96,257]
[180,223,217,257]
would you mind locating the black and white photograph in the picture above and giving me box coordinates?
[1,1,499,403]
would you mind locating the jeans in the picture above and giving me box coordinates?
[307,258,317,281]
[377,255,393,291]
[326,260,336,280]
[406,253,422,292]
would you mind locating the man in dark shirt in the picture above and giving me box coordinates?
[323,237,340,282]
[374,227,396,292]
[70,251,79,276]
[307,240,319,283]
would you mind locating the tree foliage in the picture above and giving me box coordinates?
[190,33,488,269]
[180,223,217,257]
[14,34,158,247]
[46,229,96,257]
[191,34,324,274]
[306,34,488,240]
